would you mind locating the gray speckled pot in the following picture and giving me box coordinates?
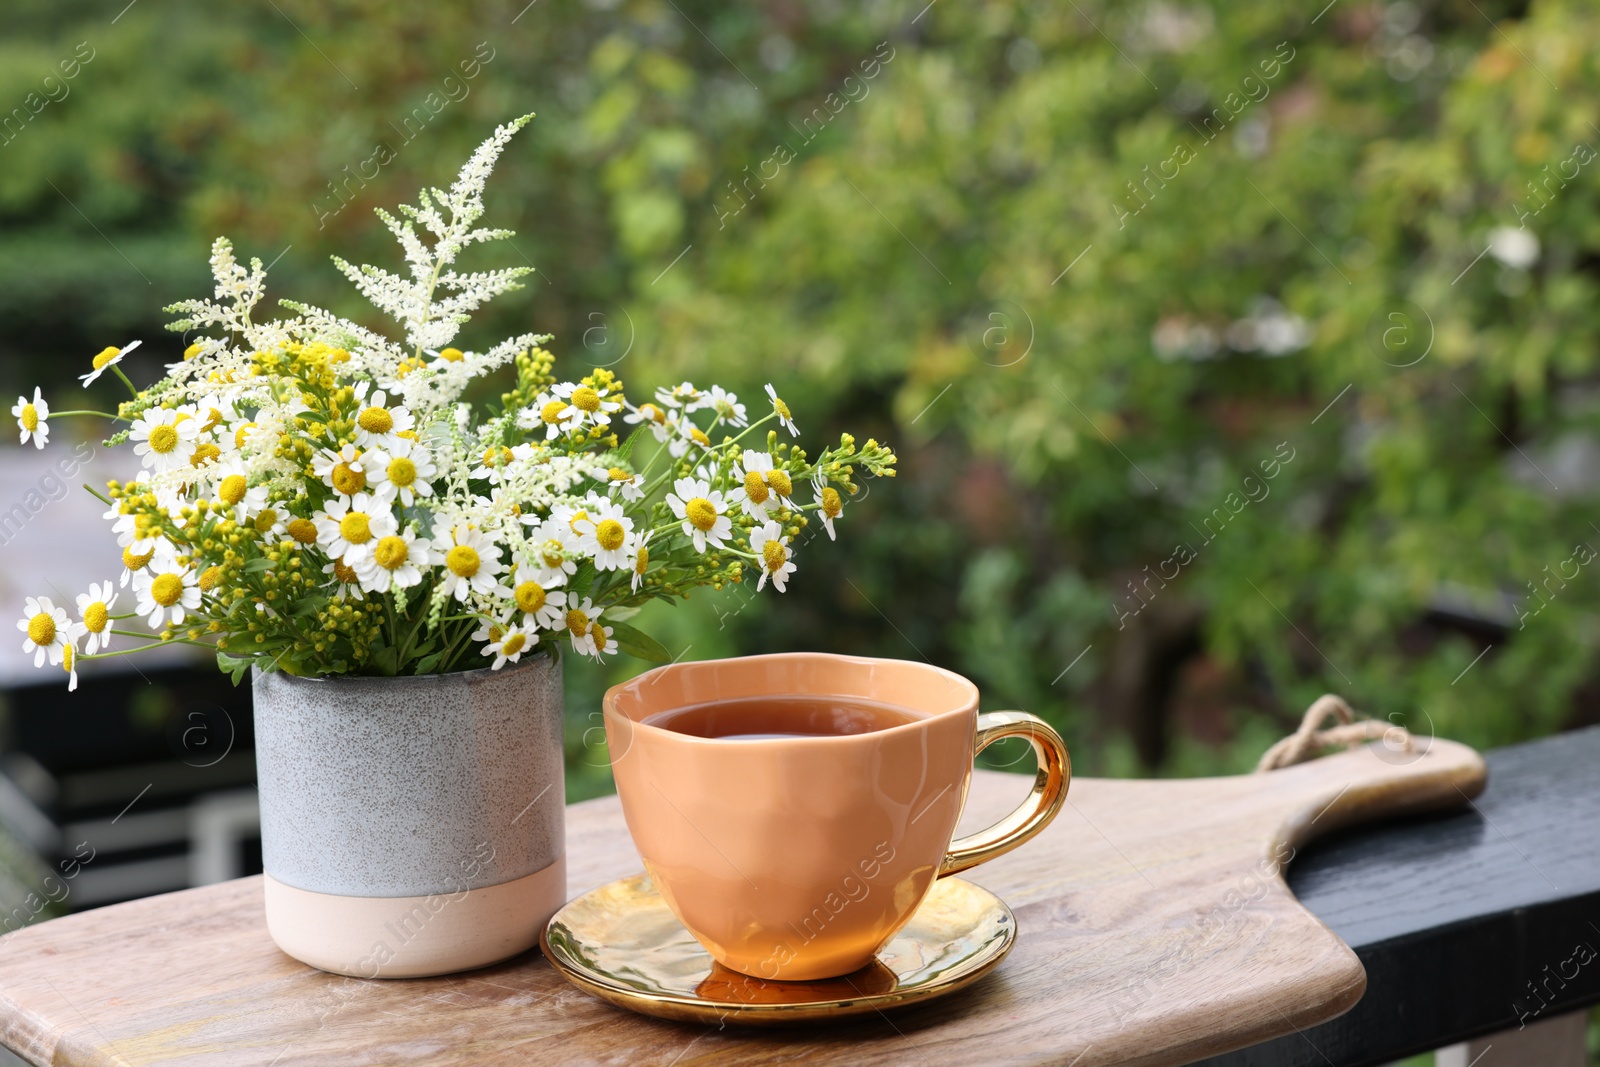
[253,656,566,978]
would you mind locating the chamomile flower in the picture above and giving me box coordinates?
[356,528,432,593]
[563,597,604,656]
[814,475,844,541]
[765,383,799,436]
[105,500,158,554]
[629,529,652,592]
[521,518,578,575]
[119,543,156,588]
[12,388,49,449]
[586,619,616,661]
[749,520,796,592]
[18,597,75,667]
[351,386,416,448]
[80,341,141,387]
[691,384,747,427]
[667,419,713,459]
[322,558,364,599]
[312,445,372,497]
[571,499,635,571]
[470,445,517,483]
[314,493,397,566]
[212,464,269,524]
[731,451,778,519]
[521,390,582,441]
[62,643,79,692]
[435,523,510,601]
[250,506,289,541]
[129,408,200,473]
[481,618,537,670]
[510,564,568,630]
[134,566,201,628]
[365,439,437,506]
[655,382,699,410]
[76,581,117,655]
[606,467,644,502]
[666,477,732,553]
[623,401,674,443]
[191,392,240,436]
[552,380,624,428]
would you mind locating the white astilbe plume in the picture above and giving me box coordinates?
[327,114,534,360]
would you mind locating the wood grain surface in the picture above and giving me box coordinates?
[0,737,1486,1067]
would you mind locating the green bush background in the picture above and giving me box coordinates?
[4,0,1600,801]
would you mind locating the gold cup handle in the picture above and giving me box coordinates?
[939,711,1071,878]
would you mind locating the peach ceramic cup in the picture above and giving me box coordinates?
[603,652,1070,981]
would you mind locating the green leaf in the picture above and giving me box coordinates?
[612,427,644,466]
[608,621,670,663]
[294,410,327,425]
[370,645,399,677]
[571,561,597,598]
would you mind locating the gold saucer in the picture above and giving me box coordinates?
[540,873,1016,1025]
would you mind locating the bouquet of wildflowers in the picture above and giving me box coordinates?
[13,116,895,687]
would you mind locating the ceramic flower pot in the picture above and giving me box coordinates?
[252,656,566,978]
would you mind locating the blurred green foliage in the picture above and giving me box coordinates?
[4,0,1600,792]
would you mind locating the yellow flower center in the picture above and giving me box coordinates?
[541,400,568,425]
[685,497,718,531]
[358,407,394,434]
[514,581,547,614]
[570,386,601,412]
[373,536,410,570]
[500,633,527,657]
[183,342,203,361]
[62,645,74,673]
[19,405,38,432]
[822,486,843,517]
[689,427,710,446]
[331,462,366,495]
[219,474,248,506]
[202,407,226,433]
[339,513,373,544]
[743,471,769,504]
[333,561,359,585]
[92,346,121,370]
[566,608,590,636]
[123,546,154,570]
[595,519,626,551]
[773,396,793,421]
[634,545,649,575]
[446,545,481,577]
[191,442,221,468]
[148,424,179,454]
[608,467,632,483]
[255,509,280,534]
[765,470,794,497]
[439,347,465,362]
[640,403,665,424]
[331,349,351,364]
[387,457,417,487]
[567,508,589,533]
[540,542,565,569]
[84,602,109,633]
[235,422,256,448]
[150,573,185,607]
[592,627,609,654]
[199,566,223,593]
[397,429,419,441]
[27,613,56,647]
[287,518,318,544]
[763,539,788,573]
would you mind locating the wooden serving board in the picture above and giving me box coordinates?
[0,737,1485,1067]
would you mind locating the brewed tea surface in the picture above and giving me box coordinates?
[642,694,928,740]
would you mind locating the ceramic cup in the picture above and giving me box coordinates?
[603,652,1070,981]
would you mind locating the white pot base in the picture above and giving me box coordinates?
[263,857,568,978]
